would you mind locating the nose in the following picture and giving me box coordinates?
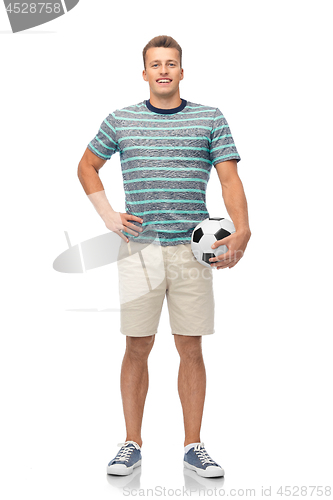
[159,64,168,74]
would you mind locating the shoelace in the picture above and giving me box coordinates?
[115,441,140,462]
[193,442,216,465]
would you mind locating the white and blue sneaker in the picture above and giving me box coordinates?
[107,441,142,475]
[184,442,225,477]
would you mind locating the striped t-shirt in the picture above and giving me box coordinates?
[87,98,241,246]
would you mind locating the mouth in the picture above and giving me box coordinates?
[156,79,172,86]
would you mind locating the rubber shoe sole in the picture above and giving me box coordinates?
[107,459,142,476]
[184,460,224,477]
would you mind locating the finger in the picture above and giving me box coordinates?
[217,263,231,269]
[122,227,140,237]
[212,248,245,266]
[127,214,144,224]
[218,258,239,269]
[127,222,143,232]
[214,255,236,268]
[211,236,232,251]
[209,249,233,264]
[117,219,141,236]
[210,240,232,262]
[126,224,142,235]
[124,214,144,232]
[114,230,129,243]
[216,263,232,270]
[112,220,138,237]
[218,250,233,262]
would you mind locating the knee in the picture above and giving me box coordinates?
[126,334,155,359]
[175,335,203,363]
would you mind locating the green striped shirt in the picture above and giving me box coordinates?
[88,98,241,246]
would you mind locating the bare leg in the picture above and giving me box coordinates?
[174,335,206,447]
[120,335,155,448]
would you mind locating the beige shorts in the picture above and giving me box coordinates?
[117,239,215,337]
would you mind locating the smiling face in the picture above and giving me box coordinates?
[142,47,184,103]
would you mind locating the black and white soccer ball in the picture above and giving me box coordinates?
[191,217,235,268]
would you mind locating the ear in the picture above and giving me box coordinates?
[180,68,184,81]
[142,69,147,82]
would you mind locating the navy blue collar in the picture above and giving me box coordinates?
[145,98,187,114]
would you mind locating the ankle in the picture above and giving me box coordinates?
[126,437,142,448]
[184,438,201,447]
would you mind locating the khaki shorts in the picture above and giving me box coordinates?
[117,239,215,337]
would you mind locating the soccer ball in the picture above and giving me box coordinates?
[191,217,235,268]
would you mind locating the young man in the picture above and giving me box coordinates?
[77,35,251,478]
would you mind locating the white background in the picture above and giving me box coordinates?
[1,0,332,498]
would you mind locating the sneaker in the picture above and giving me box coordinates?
[106,441,142,475]
[184,442,225,477]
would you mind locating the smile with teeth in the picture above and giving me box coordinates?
[157,79,172,84]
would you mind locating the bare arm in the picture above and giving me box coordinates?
[209,160,251,269]
[77,148,143,242]
[77,147,107,196]
[215,160,251,234]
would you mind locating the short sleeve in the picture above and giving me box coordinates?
[87,112,120,160]
[209,108,241,166]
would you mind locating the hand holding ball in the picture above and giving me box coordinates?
[191,217,235,268]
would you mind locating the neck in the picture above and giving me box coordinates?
[149,91,182,109]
